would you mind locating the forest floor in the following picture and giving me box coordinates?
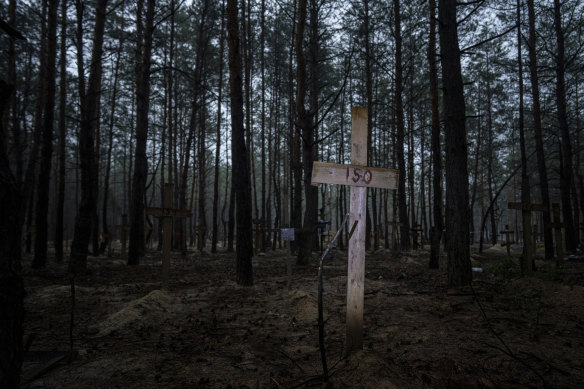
[20,241,584,389]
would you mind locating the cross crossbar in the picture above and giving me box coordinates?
[311,162,398,190]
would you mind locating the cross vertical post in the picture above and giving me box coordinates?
[146,183,192,286]
[500,224,514,256]
[311,107,398,353]
[115,214,130,259]
[547,203,564,266]
[346,107,368,352]
[508,201,546,274]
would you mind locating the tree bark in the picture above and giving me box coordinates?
[55,0,68,262]
[32,0,59,268]
[227,0,254,285]
[527,0,553,260]
[102,7,124,254]
[0,80,25,389]
[395,0,410,251]
[439,0,472,286]
[69,0,108,273]
[212,0,226,253]
[517,0,534,275]
[553,0,576,252]
[128,0,155,265]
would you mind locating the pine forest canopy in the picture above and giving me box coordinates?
[1,0,584,275]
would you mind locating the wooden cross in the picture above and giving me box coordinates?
[532,223,539,252]
[386,219,402,251]
[146,183,192,285]
[500,224,514,256]
[311,107,399,353]
[410,224,423,250]
[195,225,207,251]
[115,214,130,259]
[508,200,547,274]
[546,203,564,266]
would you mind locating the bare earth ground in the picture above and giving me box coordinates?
[20,242,584,388]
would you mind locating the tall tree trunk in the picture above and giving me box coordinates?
[517,0,534,275]
[33,0,59,268]
[102,9,124,253]
[364,0,375,251]
[260,0,267,251]
[394,0,410,251]
[24,0,48,254]
[212,0,226,253]
[227,0,253,285]
[486,66,497,246]
[0,80,25,389]
[128,0,155,265]
[296,0,319,265]
[197,100,207,251]
[55,0,68,262]
[553,0,576,252]
[527,0,553,260]
[69,0,108,273]
[439,0,472,286]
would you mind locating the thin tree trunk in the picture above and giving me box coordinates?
[212,0,226,253]
[553,0,576,252]
[102,10,124,253]
[55,0,68,262]
[227,0,253,285]
[364,0,375,251]
[395,0,410,251]
[517,0,534,275]
[486,66,497,246]
[527,0,553,260]
[439,0,472,286]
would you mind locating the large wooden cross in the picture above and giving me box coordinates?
[146,183,192,285]
[311,107,399,353]
[500,224,514,256]
[546,203,564,266]
[508,200,547,274]
[115,214,130,259]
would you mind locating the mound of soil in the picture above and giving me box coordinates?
[19,243,584,388]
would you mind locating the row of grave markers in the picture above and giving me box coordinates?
[111,107,568,355]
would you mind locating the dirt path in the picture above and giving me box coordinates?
[20,244,584,388]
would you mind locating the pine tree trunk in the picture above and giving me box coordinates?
[438,0,472,287]
[55,0,67,262]
[553,0,576,251]
[32,0,58,268]
[69,0,107,273]
[394,0,410,251]
[102,13,124,254]
[128,0,155,265]
[212,0,226,253]
[0,80,25,389]
[227,0,254,285]
[517,0,534,275]
[527,0,553,260]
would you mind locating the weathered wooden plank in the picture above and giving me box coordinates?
[311,161,398,190]
[146,206,192,218]
[346,107,368,353]
[508,202,547,212]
